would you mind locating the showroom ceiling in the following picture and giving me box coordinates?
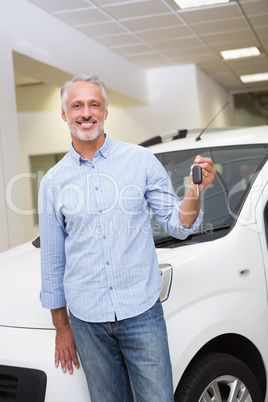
[25,0,268,115]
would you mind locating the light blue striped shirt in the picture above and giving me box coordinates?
[39,135,202,322]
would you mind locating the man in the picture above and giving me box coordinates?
[39,72,215,402]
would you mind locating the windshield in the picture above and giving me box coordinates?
[152,144,268,246]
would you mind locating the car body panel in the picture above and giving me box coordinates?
[0,326,89,400]
[0,242,53,329]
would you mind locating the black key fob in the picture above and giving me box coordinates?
[193,165,202,185]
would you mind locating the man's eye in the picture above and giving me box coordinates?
[92,103,100,108]
[72,104,80,108]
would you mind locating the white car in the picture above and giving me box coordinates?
[0,125,268,401]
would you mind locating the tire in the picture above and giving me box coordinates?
[175,352,263,402]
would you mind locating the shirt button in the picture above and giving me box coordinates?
[92,165,95,169]
[106,261,110,265]
[103,235,106,239]
[99,210,103,214]
[95,187,99,190]
[109,286,113,291]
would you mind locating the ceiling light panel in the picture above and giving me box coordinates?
[240,73,268,83]
[221,47,260,60]
[174,0,229,9]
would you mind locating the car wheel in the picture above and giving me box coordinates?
[174,352,263,402]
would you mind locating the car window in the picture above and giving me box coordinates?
[152,144,268,246]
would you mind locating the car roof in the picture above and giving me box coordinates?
[147,126,268,154]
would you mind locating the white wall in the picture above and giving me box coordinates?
[106,65,231,144]
[196,68,232,128]
[107,64,200,144]
[0,44,26,250]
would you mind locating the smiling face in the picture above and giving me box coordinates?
[61,81,108,143]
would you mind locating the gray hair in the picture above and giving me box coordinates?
[61,72,109,111]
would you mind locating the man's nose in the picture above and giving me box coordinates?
[81,105,92,118]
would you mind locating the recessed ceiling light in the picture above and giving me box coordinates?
[221,47,260,60]
[240,73,268,83]
[174,0,229,9]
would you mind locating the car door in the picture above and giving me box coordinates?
[256,161,268,297]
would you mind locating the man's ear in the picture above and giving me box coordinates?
[105,109,108,120]
[61,109,67,122]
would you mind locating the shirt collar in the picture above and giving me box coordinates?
[98,134,111,159]
[70,134,112,165]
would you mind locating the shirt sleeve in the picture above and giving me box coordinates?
[145,149,203,240]
[38,174,67,309]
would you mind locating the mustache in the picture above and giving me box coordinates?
[75,117,97,123]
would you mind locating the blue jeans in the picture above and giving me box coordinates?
[69,300,174,402]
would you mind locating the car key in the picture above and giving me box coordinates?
[192,165,202,196]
